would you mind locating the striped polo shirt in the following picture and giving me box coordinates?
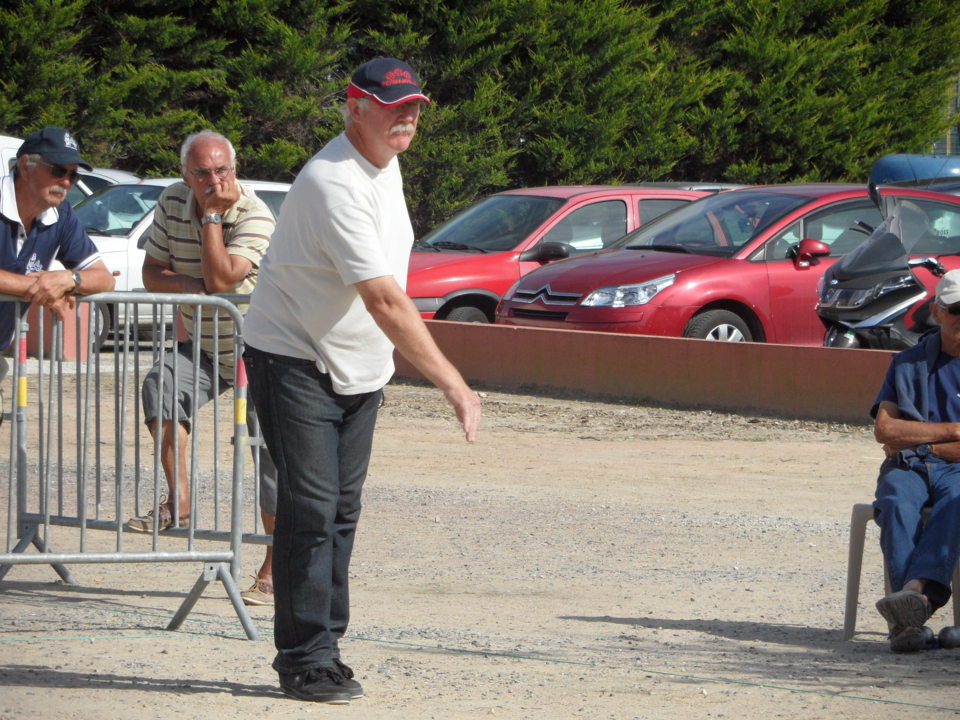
[143,181,274,380]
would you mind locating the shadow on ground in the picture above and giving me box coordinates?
[0,664,277,698]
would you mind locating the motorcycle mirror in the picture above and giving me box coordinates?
[793,238,831,270]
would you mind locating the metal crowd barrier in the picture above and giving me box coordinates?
[0,292,273,640]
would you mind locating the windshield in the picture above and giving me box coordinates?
[74,184,165,237]
[417,194,564,253]
[254,189,287,222]
[827,200,935,282]
[618,190,810,257]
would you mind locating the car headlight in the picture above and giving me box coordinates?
[581,274,675,308]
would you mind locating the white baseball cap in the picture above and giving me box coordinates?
[936,269,960,305]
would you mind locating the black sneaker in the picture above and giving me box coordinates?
[278,667,352,704]
[333,659,365,699]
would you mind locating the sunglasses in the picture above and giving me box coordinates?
[35,158,81,183]
[938,301,960,316]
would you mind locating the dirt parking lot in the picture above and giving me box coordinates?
[2,380,959,719]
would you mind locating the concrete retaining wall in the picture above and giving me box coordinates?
[393,322,896,425]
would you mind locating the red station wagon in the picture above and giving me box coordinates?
[494,184,960,345]
[407,184,735,323]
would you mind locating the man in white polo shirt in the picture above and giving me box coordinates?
[244,57,481,704]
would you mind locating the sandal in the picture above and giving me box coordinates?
[889,625,926,653]
[876,588,932,630]
[125,501,190,533]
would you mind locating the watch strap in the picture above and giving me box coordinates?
[70,270,82,294]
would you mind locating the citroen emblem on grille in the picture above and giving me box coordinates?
[517,284,581,305]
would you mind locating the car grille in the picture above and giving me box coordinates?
[512,284,582,305]
[511,308,569,321]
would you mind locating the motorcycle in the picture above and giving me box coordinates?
[816,201,945,349]
[815,154,960,350]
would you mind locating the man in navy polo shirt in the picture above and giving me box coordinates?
[0,127,114,379]
[872,269,960,652]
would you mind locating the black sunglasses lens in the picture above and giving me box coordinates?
[56,166,79,182]
[950,304,960,316]
[45,162,79,182]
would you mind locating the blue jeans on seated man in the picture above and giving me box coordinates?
[243,345,381,674]
[874,453,960,612]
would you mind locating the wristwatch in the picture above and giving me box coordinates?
[70,270,82,294]
[201,212,222,225]
[915,443,932,460]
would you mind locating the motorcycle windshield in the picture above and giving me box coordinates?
[826,200,931,282]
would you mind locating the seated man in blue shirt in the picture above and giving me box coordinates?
[872,269,960,652]
[0,126,115,383]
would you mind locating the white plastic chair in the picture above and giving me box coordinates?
[844,502,960,640]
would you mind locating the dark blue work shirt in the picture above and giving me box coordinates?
[0,175,101,348]
[874,333,960,424]
[927,351,960,423]
[873,331,960,462]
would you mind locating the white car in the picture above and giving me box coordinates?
[71,177,291,343]
[2,132,142,203]
[74,177,291,292]
[68,167,142,206]
[1,134,22,172]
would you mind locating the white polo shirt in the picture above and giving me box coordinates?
[243,133,413,394]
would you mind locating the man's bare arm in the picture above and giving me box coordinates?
[874,400,960,449]
[355,275,481,442]
[0,268,47,298]
[8,260,116,319]
[195,179,253,293]
[142,254,206,294]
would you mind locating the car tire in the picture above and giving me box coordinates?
[92,303,112,350]
[683,310,752,342]
[445,306,490,323]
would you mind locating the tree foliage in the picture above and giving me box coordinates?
[1,0,959,233]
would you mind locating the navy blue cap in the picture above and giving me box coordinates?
[347,57,431,107]
[17,127,92,170]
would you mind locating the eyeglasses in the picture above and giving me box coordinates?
[189,166,235,180]
[35,158,80,183]
[939,301,960,316]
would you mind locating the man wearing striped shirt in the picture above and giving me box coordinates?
[126,131,278,604]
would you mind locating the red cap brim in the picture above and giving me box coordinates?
[347,83,431,107]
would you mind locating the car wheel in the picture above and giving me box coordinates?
[445,306,490,323]
[92,303,112,349]
[683,310,752,342]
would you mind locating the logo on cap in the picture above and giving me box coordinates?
[383,68,414,87]
[62,131,79,151]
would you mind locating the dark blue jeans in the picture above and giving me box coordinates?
[244,345,381,673]
[874,454,960,611]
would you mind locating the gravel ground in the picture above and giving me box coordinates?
[2,380,959,719]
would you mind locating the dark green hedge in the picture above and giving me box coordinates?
[2,0,958,233]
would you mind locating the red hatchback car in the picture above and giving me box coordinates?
[407,184,733,323]
[495,184,960,345]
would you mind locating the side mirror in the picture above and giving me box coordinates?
[792,238,831,269]
[519,241,570,263]
[868,181,882,211]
